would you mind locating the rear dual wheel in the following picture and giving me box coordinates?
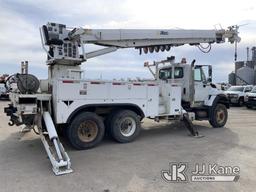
[106,110,141,143]
[67,110,141,149]
[67,112,105,150]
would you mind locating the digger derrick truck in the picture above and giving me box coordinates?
[4,22,240,175]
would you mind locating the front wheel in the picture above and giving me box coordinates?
[246,105,252,109]
[209,103,228,128]
[238,97,244,107]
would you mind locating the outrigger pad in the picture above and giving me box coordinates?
[182,114,204,138]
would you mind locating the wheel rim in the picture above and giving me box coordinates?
[78,120,98,142]
[216,108,225,124]
[120,117,136,137]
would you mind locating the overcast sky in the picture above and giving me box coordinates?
[0,0,256,82]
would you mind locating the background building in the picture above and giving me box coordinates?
[228,47,256,85]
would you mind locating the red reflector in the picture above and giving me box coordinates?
[62,80,74,83]
[133,83,142,86]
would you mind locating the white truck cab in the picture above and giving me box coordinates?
[245,86,256,108]
[155,58,229,126]
[0,83,8,99]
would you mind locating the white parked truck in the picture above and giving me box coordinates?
[225,85,253,106]
[0,74,9,99]
[4,22,240,175]
[0,83,7,98]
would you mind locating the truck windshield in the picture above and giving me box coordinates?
[227,86,244,92]
[159,67,183,80]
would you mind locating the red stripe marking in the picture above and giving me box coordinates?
[133,83,142,86]
[62,80,74,83]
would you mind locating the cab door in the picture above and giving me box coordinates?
[194,66,211,102]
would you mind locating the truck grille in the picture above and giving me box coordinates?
[227,94,237,98]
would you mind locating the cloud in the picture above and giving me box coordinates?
[0,4,45,66]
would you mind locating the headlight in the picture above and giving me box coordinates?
[32,107,37,113]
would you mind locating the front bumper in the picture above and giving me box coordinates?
[246,97,256,106]
[227,97,239,104]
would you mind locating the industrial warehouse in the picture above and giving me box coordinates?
[229,47,256,85]
[0,1,255,192]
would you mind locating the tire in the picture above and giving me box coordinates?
[104,110,118,137]
[110,110,141,143]
[209,103,228,128]
[67,112,105,150]
[246,105,252,109]
[238,97,244,107]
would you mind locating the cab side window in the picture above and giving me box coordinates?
[194,68,202,81]
[159,68,172,80]
[174,67,183,78]
[159,67,183,80]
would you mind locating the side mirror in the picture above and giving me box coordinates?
[207,77,212,83]
[208,66,212,83]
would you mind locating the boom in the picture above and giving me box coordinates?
[40,23,240,65]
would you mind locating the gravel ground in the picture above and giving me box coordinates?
[0,100,255,192]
